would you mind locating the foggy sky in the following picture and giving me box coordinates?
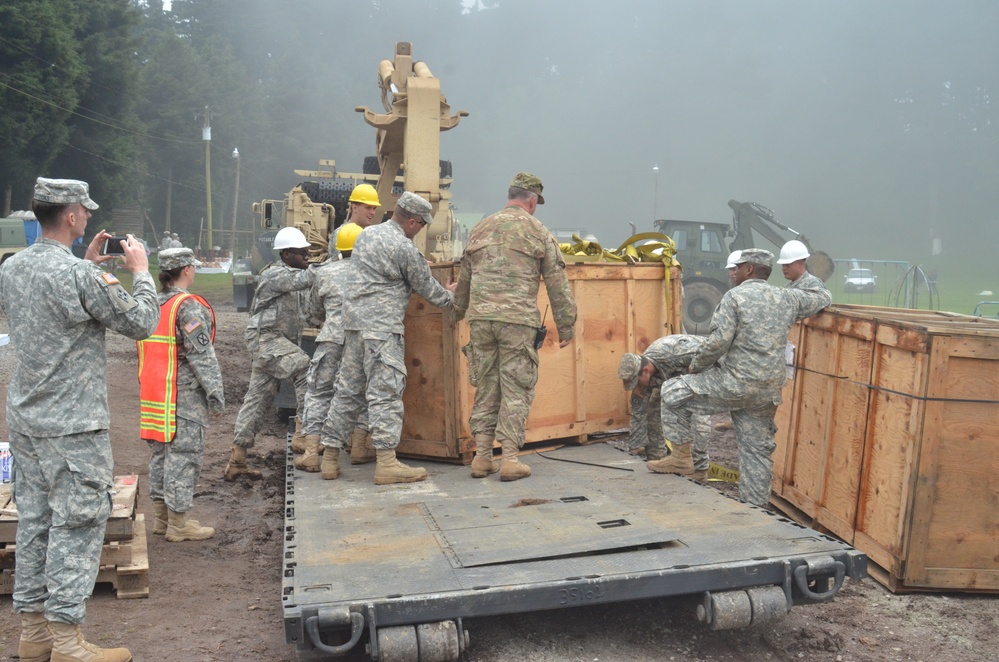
[252,0,998,277]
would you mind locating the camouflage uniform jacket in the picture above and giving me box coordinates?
[453,205,576,340]
[643,335,705,389]
[342,220,453,336]
[160,287,224,424]
[0,238,159,436]
[309,259,352,344]
[245,262,315,353]
[685,278,830,399]
[788,271,825,291]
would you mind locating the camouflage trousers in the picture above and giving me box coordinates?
[629,388,711,468]
[464,321,538,447]
[146,415,206,513]
[322,330,406,450]
[8,429,114,624]
[233,341,310,449]
[301,342,368,436]
[659,378,778,506]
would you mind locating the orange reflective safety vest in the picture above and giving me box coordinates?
[138,293,215,442]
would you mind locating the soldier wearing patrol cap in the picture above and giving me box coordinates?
[319,192,457,485]
[617,336,713,480]
[647,247,831,507]
[0,177,158,662]
[453,173,577,482]
[138,247,224,544]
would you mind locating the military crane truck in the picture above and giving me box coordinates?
[655,200,834,333]
[232,41,467,312]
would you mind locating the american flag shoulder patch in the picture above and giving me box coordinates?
[101,272,120,285]
[184,319,202,334]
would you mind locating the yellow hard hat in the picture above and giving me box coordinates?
[335,223,363,252]
[348,183,380,207]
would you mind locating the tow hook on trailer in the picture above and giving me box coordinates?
[791,555,846,602]
[304,607,365,656]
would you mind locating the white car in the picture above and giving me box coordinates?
[844,268,876,293]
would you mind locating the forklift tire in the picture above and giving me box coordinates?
[683,281,724,335]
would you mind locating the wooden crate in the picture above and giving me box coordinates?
[399,262,682,460]
[773,304,999,592]
[0,474,139,545]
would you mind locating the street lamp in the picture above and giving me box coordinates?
[230,147,241,260]
[652,164,660,220]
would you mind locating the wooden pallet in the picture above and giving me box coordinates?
[0,474,139,544]
[0,514,149,600]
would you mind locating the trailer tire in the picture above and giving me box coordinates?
[683,281,724,335]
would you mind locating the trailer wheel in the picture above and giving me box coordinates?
[683,282,723,335]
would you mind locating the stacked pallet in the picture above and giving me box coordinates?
[0,475,149,599]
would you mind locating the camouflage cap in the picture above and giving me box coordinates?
[159,247,201,271]
[33,177,99,210]
[510,172,545,204]
[397,191,433,224]
[617,353,643,391]
[734,248,774,267]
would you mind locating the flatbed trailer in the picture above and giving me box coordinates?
[282,442,866,660]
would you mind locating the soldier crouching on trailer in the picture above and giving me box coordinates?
[1,177,159,662]
[318,192,457,484]
[617,335,713,480]
[646,249,830,506]
[226,227,316,480]
[138,247,223,541]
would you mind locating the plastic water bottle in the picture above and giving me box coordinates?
[0,442,12,483]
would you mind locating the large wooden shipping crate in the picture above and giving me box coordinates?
[399,262,682,460]
[773,304,999,592]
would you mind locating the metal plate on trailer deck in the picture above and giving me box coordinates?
[425,496,678,567]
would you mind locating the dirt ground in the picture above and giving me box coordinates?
[2,305,998,662]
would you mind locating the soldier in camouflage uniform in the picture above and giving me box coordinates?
[295,223,374,472]
[227,227,316,481]
[647,248,831,506]
[320,192,456,485]
[777,239,826,290]
[617,335,712,479]
[453,173,577,482]
[140,248,224,542]
[0,178,158,662]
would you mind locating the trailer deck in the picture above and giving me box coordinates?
[283,442,866,660]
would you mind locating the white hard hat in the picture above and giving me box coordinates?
[273,226,311,250]
[777,240,810,264]
[725,250,742,269]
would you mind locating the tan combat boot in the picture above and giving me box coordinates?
[647,443,695,475]
[294,434,322,472]
[223,445,262,481]
[470,434,499,478]
[499,438,531,482]
[374,449,427,485]
[49,621,131,662]
[165,509,215,542]
[18,611,52,662]
[350,428,376,465]
[151,500,168,535]
[320,446,341,480]
[290,417,307,454]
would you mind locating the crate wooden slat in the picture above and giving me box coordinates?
[0,474,139,545]
[399,262,681,461]
[1,514,148,599]
[772,304,999,592]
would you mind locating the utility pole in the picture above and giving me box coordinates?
[231,147,241,260]
[198,106,214,250]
